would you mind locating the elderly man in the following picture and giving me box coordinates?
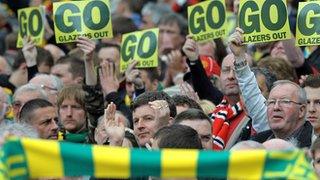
[29,74,63,106]
[183,35,268,150]
[12,84,48,120]
[229,28,313,148]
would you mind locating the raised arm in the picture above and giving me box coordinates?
[76,37,97,86]
[182,35,223,105]
[229,28,269,133]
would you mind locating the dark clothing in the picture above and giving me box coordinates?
[83,84,133,130]
[295,60,314,78]
[0,74,16,92]
[188,59,223,105]
[251,121,313,148]
[307,47,320,72]
[27,65,38,81]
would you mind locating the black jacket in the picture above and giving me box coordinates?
[188,59,223,105]
[251,121,313,148]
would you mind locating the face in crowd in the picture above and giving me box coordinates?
[59,98,86,133]
[266,82,306,137]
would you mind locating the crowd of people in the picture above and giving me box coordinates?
[0,0,320,179]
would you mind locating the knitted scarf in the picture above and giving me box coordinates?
[211,99,243,150]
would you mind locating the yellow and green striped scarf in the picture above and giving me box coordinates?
[0,137,317,179]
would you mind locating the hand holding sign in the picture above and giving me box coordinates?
[182,35,199,61]
[125,60,144,90]
[22,36,37,67]
[228,28,246,58]
[76,37,96,61]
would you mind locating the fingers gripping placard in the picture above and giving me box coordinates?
[296,1,320,46]
[17,7,45,48]
[188,0,227,42]
[53,0,113,43]
[239,0,291,44]
[120,28,159,73]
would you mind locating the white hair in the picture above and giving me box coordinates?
[13,83,48,101]
[0,122,38,138]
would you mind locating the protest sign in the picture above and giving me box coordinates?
[120,28,158,73]
[296,1,320,46]
[53,0,113,43]
[239,0,291,44]
[17,7,45,48]
[188,0,227,42]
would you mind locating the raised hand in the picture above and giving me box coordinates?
[104,102,125,146]
[180,81,200,103]
[149,100,170,122]
[22,36,37,67]
[99,61,119,95]
[228,27,246,58]
[76,36,96,61]
[182,35,199,61]
[125,60,144,89]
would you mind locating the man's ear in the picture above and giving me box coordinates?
[74,76,84,84]
[19,62,27,71]
[168,117,174,125]
[152,79,159,91]
[299,104,306,119]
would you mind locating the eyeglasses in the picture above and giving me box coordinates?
[265,99,303,107]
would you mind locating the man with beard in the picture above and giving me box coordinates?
[57,84,89,143]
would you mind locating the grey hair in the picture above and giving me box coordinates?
[158,12,188,36]
[0,122,38,138]
[271,80,307,104]
[33,73,64,91]
[141,2,172,25]
[13,84,48,101]
[230,140,265,151]
[251,67,277,92]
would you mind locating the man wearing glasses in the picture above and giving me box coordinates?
[29,74,62,106]
[12,84,48,121]
[229,28,313,148]
[254,80,313,148]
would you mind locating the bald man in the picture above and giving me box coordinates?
[263,139,297,150]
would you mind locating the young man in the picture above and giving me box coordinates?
[174,108,212,150]
[57,85,89,143]
[19,98,58,140]
[302,75,320,136]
